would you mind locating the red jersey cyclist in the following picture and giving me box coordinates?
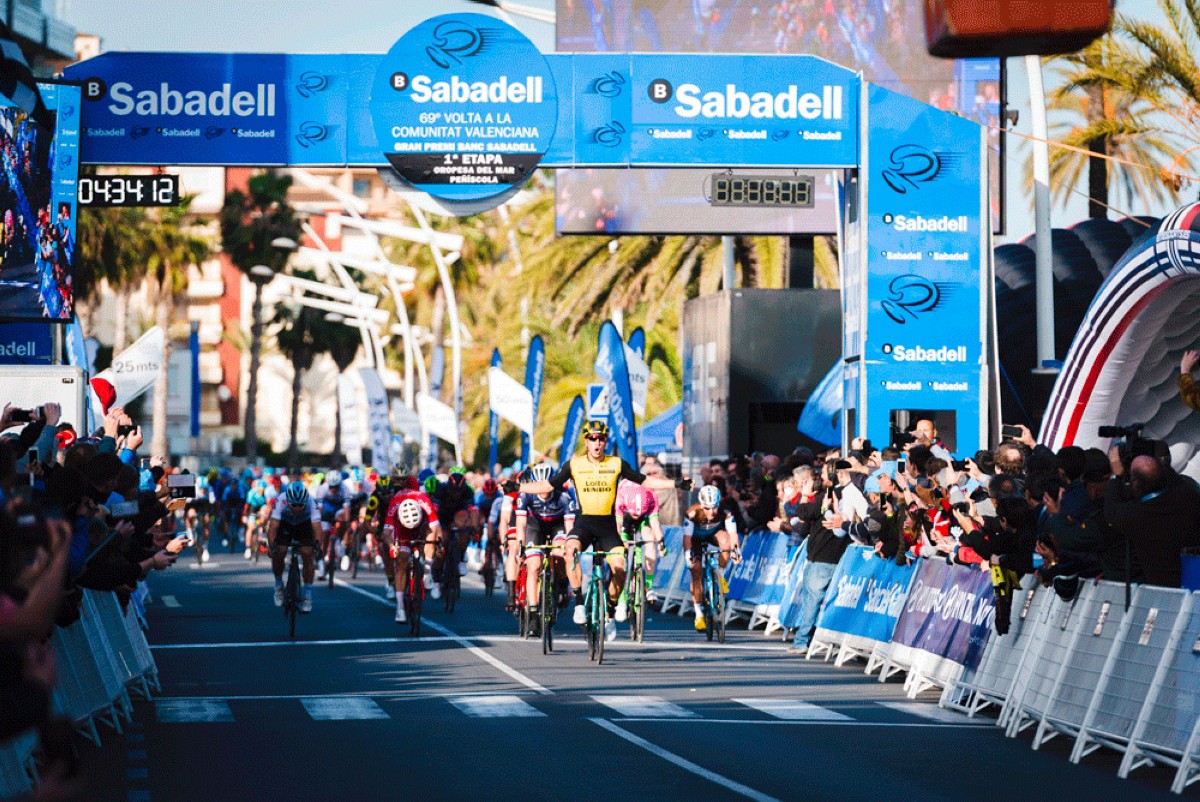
[382,483,440,621]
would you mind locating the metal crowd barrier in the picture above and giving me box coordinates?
[0,585,159,800]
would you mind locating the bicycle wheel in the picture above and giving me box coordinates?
[712,566,726,644]
[325,535,336,589]
[350,530,361,579]
[287,555,300,639]
[632,567,646,643]
[596,583,607,666]
[482,557,496,599]
[703,566,715,642]
[541,563,554,655]
[443,538,459,613]
[408,559,423,638]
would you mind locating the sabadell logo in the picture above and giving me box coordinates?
[881,344,968,363]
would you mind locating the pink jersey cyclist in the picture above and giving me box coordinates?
[614,480,665,581]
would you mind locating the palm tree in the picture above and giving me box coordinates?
[144,201,211,459]
[325,321,362,461]
[76,204,151,347]
[219,171,303,461]
[271,269,332,472]
[1040,33,1181,215]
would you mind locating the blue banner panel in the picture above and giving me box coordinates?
[860,84,986,455]
[890,557,994,670]
[814,546,917,643]
[560,394,585,464]
[726,531,766,601]
[369,13,558,202]
[630,55,858,167]
[776,542,809,629]
[522,335,545,465]
[571,54,632,167]
[595,320,638,465]
[488,348,502,473]
[0,322,54,364]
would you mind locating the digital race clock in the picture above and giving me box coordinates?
[77,174,180,207]
[708,174,815,207]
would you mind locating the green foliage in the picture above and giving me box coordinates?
[220,171,302,275]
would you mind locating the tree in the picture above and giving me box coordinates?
[144,201,211,460]
[219,171,303,461]
[271,269,332,472]
[325,321,362,462]
[1040,33,1181,216]
[77,203,151,348]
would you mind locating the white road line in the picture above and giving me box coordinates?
[153,690,537,702]
[161,595,181,608]
[155,699,234,723]
[448,694,546,718]
[875,701,991,725]
[611,717,995,728]
[590,718,780,802]
[733,698,853,721]
[593,695,696,718]
[334,578,553,696]
[301,697,389,721]
[151,634,790,652]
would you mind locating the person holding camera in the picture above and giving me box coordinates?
[1180,349,1200,411]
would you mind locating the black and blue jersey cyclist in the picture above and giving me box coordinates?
[318,471,351,577]
[268,481,322,613]
[515,463,577,630]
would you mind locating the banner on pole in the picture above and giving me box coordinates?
[417,391,459,446]
[625,343,649,417]
[595,320,638,464]
[488,348,502,473]
[338,374,363,457]
[90,326,164,415]
[488,367,535,435]
[560,394,585,464]
[358,368,391,473]
[522,335,545,464]
[390,397,421,441]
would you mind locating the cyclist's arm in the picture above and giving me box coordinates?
[648,513,664,545]
[724,514,740,547]
[522,462,572,496]
[515,512,527,543]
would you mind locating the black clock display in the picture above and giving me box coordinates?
[77,174,180,207]
[709,174,815,207]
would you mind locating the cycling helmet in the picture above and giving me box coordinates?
[396,499,423,529]
[399,475,419,492]
[418,468,435,483]
[375,474,392,491]
[698,484,721,510]
[422,476,439,495]
[482,478,498,495]
[285,481,309,507]
[581,420,611,440]
[618,480,655,518]
[530,463,554,483]
[326,470,343,487]
[448,465,467,485]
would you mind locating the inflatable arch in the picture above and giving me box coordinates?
[1040,202,1200,480]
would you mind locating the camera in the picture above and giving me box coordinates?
[1098,423,1170,466]
[893,432,916,448]
[1098,423,1145,439]
[9,406,42,423]
[168,473,197,499]
[950,460,968,471]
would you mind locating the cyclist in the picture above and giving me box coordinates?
[243,478,268,559]
[614,479,667,604]
[382,498,435,623]
[342,474,371,571]
[365,473,399,598]
[516,463,577,635]
[520,421,689,641]
[383,478,442,600]
[684,485,740,632]
[433,466,479,594]
[318,470,351,579]
[267,481,322,613]
[492,479,521,609]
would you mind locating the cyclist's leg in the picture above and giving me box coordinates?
[716,531,734,568]
[393,544,411,618]
[605,549,626,608]
[379,526,396,588]
[524,518,544,607]
[271,526,287,581]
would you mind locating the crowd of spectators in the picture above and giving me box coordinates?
[681,417,1200,655]
[1,399,192,796]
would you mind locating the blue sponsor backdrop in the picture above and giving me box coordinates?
[595,321,638,465]
[522,335,545,466]
[857,84,986,456]
[814,546,918,643]
[0,322,54,364]
[488,348,502,472]
[891,556,994,670]
[727,531,791,606]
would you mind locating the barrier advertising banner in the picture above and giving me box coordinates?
[521,335,545,465]
[488,348,502,472]
[358,368,391,472]
[891,557,994,670]
[560,394,585,464]
[89,326,163,415]
[814,546,918,643]
[653,525,687,592]
[775,542,809,629]
[727,532,791,605]
[595,320,638,465]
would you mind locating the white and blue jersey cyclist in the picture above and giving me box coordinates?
[267,482,322,612]
[515,486,578,554]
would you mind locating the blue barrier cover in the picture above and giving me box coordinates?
[652,526,686,592]
[776,542,809,629]
[891,557,994,670]
[726,532,765,601]
[729,532,791,605]
[814,546,917,642]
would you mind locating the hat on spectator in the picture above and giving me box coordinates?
[54,428,76,449]
[834,460,853,471]
[1081,448,1111,483]
[864,474,882,494]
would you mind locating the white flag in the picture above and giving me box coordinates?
[624,344,650,417]
[390,398,422,440]
[89,326,164,414]
[487,367,534,434]
[417,392,459,446]
[358,368,391,473]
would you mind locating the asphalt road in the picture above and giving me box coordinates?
[79,546,1185,801]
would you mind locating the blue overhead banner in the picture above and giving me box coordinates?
[560,394,585,464]
[595,320,638,465]
[853,84,988,456]
[0,323,54,365]
[488,348,502,473]
[521,334,545,465]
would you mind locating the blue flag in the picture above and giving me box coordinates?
[628,327,646,361]
[560,395,585,464]
[522,335,545,466]
[595,321,638,465]
[488,348,502,475]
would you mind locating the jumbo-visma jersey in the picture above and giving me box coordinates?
[552,455,644,516]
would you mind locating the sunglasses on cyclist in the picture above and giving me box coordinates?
[585,434,608,442]
[288,502,305,509]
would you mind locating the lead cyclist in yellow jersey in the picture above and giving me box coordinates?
[520,420,690,637]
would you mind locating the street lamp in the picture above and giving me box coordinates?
[245,264,276,464]
[324,312,345,324]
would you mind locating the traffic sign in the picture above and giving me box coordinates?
[587,383,609,420]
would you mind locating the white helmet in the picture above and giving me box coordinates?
[698,485,721,510]
[326,470,343,487]
[396,499,423,529]
[530,463,554,483]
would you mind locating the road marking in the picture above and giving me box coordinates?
[593,695,696,718]
[154,690,537,702]
[448,694,546,718]
[733,698,853,721]
[875,701,990,725]
[610,717,995,728]
[335,578,553,696]
[150,634,789,652]
[590,718,780,802]
[301,697,389,721]
[162,595,181,608]
[155,699,234,723]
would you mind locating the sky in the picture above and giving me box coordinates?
[57,0,1182,244]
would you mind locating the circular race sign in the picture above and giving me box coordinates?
[370,13,557,204]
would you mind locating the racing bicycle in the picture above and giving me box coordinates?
[581,548,623,665]
[698,545,736,644]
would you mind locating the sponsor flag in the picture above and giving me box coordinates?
[594,321,638,465]
[560,394,585,464]
[488,367,535,435]
[338,374,363,465]
[488,348,502,473]
[628,327,646,360]
[90,327,164,415]
[625,342,649,417]
[358,368,392,473]
[417,391,459,446]
[521,335,545,465]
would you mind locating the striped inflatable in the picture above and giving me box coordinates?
[1040,202,1200,479]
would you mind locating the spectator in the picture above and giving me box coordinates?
[1104,453,1200,587]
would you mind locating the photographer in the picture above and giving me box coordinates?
[1104,447,1200,587]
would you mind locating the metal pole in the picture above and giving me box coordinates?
[722,235,736,290]
[1026,55,1057,375]
[246,280,264,463]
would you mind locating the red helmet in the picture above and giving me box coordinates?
[482,478,498,495]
